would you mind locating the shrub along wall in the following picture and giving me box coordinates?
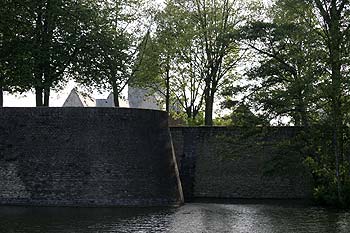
[170,126,313,201]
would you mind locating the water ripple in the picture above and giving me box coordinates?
[0,202,349,233]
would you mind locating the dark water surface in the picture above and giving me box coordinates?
[0,201,349,233]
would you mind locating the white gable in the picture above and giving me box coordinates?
[63,88,95,107]
[63,87,160,110]
[95,93,129,108]
[63,89,84,107]
[128,87,161,110]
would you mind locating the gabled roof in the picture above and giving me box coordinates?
[63,88,96,107]
[76,91,96,107]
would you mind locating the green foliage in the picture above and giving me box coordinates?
[233,0,324,126]
[169,110,205,126]
[134,0,247,124]
[0,0,36,93]
[305,156,350,207]
[232,105,267,127]
[217,99,268,127]
[186,112,205,126]
[1,0,100,105]
[133,0,207,118]
[261,130,310,177]
[73,0,147,103]
[302,125,350,208]
[213,117,233,126]
[218,0,350,207]
[1,0,149,106]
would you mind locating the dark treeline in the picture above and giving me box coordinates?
[1,0,350,207]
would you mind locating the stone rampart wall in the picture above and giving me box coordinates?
[170,127,312,201]
[0,108,183,207]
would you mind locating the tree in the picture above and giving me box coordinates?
[236,0,325,127]
[233,0,350,206]
[160,1,206,120]
[0,0,33,106]
[136,0,248,124]
[134,1,206,119]
[306,0,350,203]
[1,0,98,106]
[134,2,179,114]
[187,0,246,125]
[216,100,268,126]
[74,0,149,107]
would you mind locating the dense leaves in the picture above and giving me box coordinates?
[224,0,350,207]
[73,0,149,107]
[0,0,100,106]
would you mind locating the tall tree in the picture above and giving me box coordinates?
[307,0,350,202]
[234,0,350,205]
[133,2,180,114]
[34,0,98,106]
[236,0,325,127]
[135,1,206,119]
[136,0,247,123]
[1,0,97,106]
[74,0,148,107]
[0,0,33,106]
[191,0,248,125]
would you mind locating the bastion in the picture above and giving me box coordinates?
[0,108,183,207]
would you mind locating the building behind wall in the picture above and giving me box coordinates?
[128,87,160,110]
[95,93,129,108]
[62,88,96,107]
[63,87,160,109]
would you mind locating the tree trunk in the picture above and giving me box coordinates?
[42,2,53,108]
[204,77,213,126]
[331,78,343,203]
[204,86,215,126]
[328,7,343,204]
[297,94,309,127]
[185,107,192,119]
[0,85,3,107]
[34,6,44,108]
[165,66,170,114]
[333,114,342,203]
[35,87,44,107]
[113,93,120,107]
[112,84,119,107]
[293,113,302,127]
[44,87,50,106]
[300,105,309,128]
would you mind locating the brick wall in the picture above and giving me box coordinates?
[170,127,313,201]
[0,108,183,207]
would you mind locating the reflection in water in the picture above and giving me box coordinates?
[0,202,349,233]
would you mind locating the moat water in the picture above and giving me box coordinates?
[0,200,349,233]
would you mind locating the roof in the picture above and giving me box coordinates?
[62,88,96,107]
